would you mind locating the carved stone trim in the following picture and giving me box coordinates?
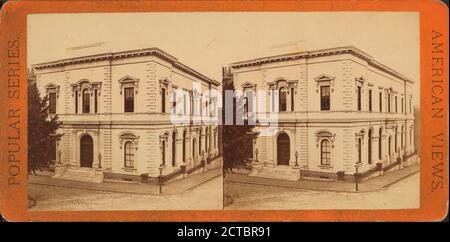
[118,75,139,94]
[314,74,335,93]
[119,132,139,150]
[315,130,336,148]
[45,83,61,97]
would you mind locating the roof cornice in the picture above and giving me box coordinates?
[32,47,220,86]
[229,46,413,84]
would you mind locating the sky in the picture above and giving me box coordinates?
[28,12,420,104]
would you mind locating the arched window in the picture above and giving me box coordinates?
[172,132,176,167]
[75,90,78,113]
[357,138,362,164]
[124,141,134,168]
[368,129,372,164]
[378,128,382,160]
[320,139,331,166]
[279,87,287,112]
[82,89,90,113]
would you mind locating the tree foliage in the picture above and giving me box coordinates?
[28,82,62,174]
[222,80,259,173]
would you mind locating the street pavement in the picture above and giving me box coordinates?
[224,172,420,210]
[28,175,223,211]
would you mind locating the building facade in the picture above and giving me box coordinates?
[33,48,221,183]
[228,46,417,181]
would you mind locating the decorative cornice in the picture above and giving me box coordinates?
[229,46,413,84]
[32,47,220,86]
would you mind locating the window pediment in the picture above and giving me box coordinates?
[71,79,102,96]
[118,75,139,94]
[315,130,336,147]
[119,132,139,149]
[159,78,171,86]
[45,83,60,97]
[314,74,335,93]
[241,82,256,89]
[355,76,366,83]
[315,74,335,82]
[355,130,365,146]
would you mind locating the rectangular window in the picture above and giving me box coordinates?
[161,87,166,113]
[94,89,98,113]
[388,94,391,112]
[320,86,330,111]
[401,98,404,113]
[291,87,294,111]
[395,96,398,113]
[247,92,253,113]
[172,92,177,114]
[368,90,372,112]
[49,93,56,114]
[379,92,382,112]
[124,87,134,112]
[357,86,362,111]
[243,97,248,116]
[75,91,78,114]
[83,90,90,113]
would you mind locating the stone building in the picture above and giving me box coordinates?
[33,47,221,183]
[227,46,417,181]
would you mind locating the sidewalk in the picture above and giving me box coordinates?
[224,164,420,193]
[29,167,222,195]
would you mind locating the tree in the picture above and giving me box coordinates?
[222,79,259,173]
[28,82,62,174]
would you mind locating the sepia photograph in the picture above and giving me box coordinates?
[27,13,225,211]
[221,12,421,210]
[26,11,420,211]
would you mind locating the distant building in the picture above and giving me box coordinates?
[32,47,221,183]
[228,46,417,181]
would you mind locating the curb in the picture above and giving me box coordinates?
[183,172,222,193]
[224,168,420,193]
[29,170,222,196]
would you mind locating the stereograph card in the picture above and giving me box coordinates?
[0,0,448,223]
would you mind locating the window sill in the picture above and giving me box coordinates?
[318,165,333,170]
[121,167,137,173]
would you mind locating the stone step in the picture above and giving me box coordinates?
[54,168,104,183]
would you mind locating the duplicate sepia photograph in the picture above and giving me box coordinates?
[27,13,224,211]
[221,12,420,210]
[27,11,420,211]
